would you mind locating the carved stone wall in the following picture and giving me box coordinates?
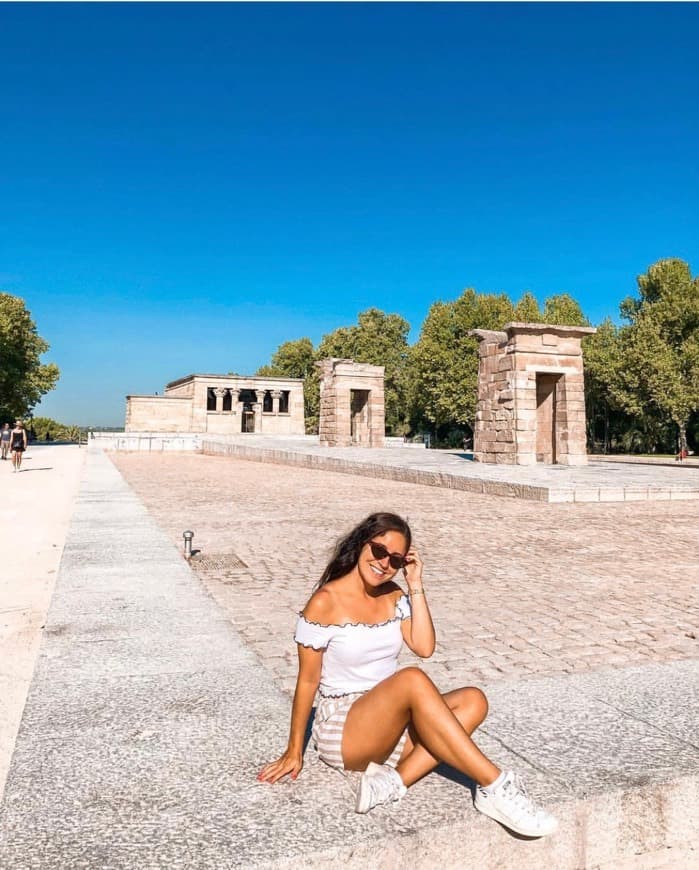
[469,323,596,466]
[316,359,385,447]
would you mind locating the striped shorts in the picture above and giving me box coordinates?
[312,691,408,772]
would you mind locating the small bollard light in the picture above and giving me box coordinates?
[183,530,194,560]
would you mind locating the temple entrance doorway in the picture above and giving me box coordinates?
[350,390,370,445]
[241,408,255,433]
[535,374,561,463]
[316,358,385,448]
[240,389,257,433]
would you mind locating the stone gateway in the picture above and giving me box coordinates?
[469,323,596,465]
[316,358,385,447]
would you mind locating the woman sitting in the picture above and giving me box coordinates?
[259,512,557,838]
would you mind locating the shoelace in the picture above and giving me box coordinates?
[502,774,543,818]
[368,771,400,805]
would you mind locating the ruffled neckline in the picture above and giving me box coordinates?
[298,593,409,629]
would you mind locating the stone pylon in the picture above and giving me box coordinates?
[316,358,385,447]
[469,323,596,465]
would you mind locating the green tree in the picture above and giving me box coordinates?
[256,337,315,380]
[409,289,515,437]
[513,291,542,322]
[256,337,319,431]
[582,318,625,452]
[408,288,590,442]
[0,293,59,422]
[316,308,411,434]
[31,416,82,442]
[543,293,590,326]
[613,259,699,454]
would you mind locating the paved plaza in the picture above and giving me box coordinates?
[1,445,697,868]
[111,451,698,696]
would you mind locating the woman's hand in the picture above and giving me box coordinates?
[257,748,303,784]
[403,546,423,592]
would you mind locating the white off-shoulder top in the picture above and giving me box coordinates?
[294,594,412,697]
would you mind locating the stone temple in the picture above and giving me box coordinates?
[126,373,305,435]
[470,323,596,465]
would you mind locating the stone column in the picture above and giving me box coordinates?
[214,387,226,414]
[271,390,281,414]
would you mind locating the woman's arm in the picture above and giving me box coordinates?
[257,643,322,783]
[400,547,436,658]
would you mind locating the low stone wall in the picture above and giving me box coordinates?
[384,437,427,449]
[201,437,550,500]
[99,431,424,453]
[91,431,201,451]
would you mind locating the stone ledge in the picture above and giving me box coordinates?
[200,439,699,503]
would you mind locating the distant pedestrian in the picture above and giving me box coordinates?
[0,424,10,460]
[10,420,28,472]
[259,512,558,837]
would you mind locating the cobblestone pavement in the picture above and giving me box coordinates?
[111,453,699,698]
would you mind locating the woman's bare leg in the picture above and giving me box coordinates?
[397,686,489,787]
[342,668,500,787]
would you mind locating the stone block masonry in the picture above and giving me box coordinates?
[470,323,596,466]
[316,358,386,447]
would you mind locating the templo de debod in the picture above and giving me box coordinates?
[124,329,596,464]
[125,373,305,435]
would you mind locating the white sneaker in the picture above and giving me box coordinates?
[474,770,558,837]
[355,761,407,813]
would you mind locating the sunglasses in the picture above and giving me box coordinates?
[368,541,407,570]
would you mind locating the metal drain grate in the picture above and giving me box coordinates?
[189,553,248,571]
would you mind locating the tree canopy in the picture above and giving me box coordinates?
[30,416,82,442]
[316,308,411,434]
[254,259,699,453]
[612,259,699,452]
[407,289,591,442]
[409,290,515,436]
[0,293,59,423]
[255,337,318,429]
[256,337,316,381]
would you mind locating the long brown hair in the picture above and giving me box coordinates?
[315,512,411,590]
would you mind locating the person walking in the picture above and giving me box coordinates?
[258,512,558,838]
[0,424,10,460]
[10,420,28,472]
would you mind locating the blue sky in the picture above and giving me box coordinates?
[1,3,697,426]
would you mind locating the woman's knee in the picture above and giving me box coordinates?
[452,686,489,723]
[396,666,437,696]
